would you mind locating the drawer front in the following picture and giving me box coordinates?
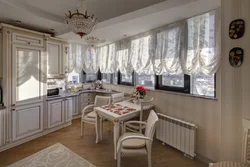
[81,93,96,98]
[12,32,44,47]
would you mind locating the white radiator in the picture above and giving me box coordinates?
[156,113,197,158]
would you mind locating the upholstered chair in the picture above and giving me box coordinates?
[209,119,250,167]
[117,110,159,167]
[81,95,111,136]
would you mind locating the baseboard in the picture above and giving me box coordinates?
[72,115,81,119]
[195,153,214,164]
[0,121,72,152]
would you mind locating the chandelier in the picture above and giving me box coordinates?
[85,36,105,46]
[64,0,97,38]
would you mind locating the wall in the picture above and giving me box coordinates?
[103,67,221,161]
[220,0,250,162]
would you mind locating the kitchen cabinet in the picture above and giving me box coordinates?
[12,103,43,141]
[65,97,73,122]
[47,97,73,128]
[47,99,64,129]
[12,44,46,106]
[47,40,62,76]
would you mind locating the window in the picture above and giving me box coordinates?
[101,73,112,84]
[191,73,215,97]
[156,73,190,93]
[118,71,134,86]
[135,73,155,89]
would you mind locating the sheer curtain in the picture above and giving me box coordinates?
[154,21,183,75]
[68,43,76,74]
[83,46,99,74]
[116,40,133,75]
[130,33,155,75]
[180,9,221,75]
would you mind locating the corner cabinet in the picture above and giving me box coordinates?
[12,103,44,141]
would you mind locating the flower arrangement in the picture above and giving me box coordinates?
[132,85,147,99]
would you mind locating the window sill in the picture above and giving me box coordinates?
[103,83,217,101]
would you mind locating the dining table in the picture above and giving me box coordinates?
[94,99,154,160]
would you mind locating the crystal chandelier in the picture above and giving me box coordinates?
[85,36,105,46]
[64,0,97,38]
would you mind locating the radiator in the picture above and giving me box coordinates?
[156,113,197,158]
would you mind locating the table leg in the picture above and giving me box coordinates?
[95,113,100,144]
[113,120,120,160]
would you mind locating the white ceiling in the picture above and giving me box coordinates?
[0,0,221,45]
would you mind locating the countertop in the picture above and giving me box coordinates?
[46,89,120,101]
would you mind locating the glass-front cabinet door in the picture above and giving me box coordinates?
[12,44,46,106]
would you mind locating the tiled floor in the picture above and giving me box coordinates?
[0,119,207,167]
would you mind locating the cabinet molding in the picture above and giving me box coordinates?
[12,32,44,47]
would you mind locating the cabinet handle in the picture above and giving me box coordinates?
[11,109,15,111]
[11,104,15,107]
[27,42,31,44]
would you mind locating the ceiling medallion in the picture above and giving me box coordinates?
[64,0,97,38]
[85,36,105,46]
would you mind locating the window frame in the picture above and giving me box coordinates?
[101,73,114,84]
[155,74,191,94]
[118,71,135,86]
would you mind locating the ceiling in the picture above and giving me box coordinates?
[0,0,221,46]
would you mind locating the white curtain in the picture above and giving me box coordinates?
[154,21,183,75]
[130,33,155,75]
[83,46,99,74]
[180,9,221,75]
[68,43,76,73]
[116,40,133,75]
[74,44,84,73]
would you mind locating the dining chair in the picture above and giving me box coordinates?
[111,93,125,103]
[126,96,154,133]
[209,119,250,167]
[117,110,159,167]
[81,95,111,137]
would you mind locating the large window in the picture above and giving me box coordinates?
[156,74,190,93]
[118,72,134,86]
[101,73,112,84]
[135,73,155,89]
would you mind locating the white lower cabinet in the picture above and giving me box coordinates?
[48,99,64,129]
[47,97,73,129]
[65,97,73,122]
[12,103,44,141]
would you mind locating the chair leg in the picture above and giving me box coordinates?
[147,151,152,167]
[117,151,121,167]
[100,118,103,140]
[81,119,84,136]
[108,121,111,131]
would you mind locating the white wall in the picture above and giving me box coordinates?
[220,0,250,162]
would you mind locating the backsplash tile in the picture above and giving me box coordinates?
[47,79,66,89]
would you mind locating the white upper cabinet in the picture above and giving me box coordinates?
[47,39,69,78]
[12,44,46,106]
[12,32,44,47]
[47,41,62,76]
